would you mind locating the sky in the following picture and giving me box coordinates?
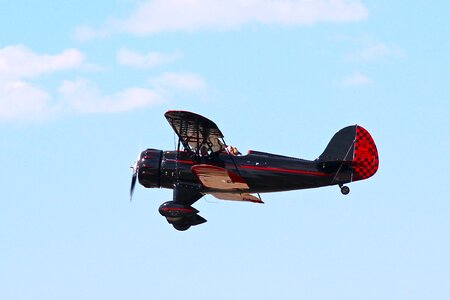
[1,0,449,299]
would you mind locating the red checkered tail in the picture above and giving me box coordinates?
[351,126,379,181]
[317,125,379,181]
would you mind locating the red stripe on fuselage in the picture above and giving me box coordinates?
[240,165,329,177]
[165,159,194,165]
[166,159,328,177]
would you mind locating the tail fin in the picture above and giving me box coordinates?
[318,125,379,182]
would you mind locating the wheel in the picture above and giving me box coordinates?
[340,185,350,195]
[173,224,191,231]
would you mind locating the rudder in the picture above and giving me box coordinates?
[318,125,379,182]
[352,126,379,181]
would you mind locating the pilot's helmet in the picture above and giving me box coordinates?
[227,145,235,154]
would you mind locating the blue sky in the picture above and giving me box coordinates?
[1,1,449,299]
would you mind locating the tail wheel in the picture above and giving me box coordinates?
[340,185,350,195]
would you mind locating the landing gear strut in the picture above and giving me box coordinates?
[340,185,350,195]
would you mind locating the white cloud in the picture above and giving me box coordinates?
[75,0,368,39]
[117,48,182,68]
[0,45,207,122]
[0,45,85,122]
[348,42,404,61]
[340,71,371,86]
[0,45,84,79]
[57,73,206,115]
[0,80,52,121]
[58,79,164,114]
[149,72,206,91]
[74,25,110,42]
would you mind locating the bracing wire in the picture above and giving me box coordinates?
[331,138,356,184]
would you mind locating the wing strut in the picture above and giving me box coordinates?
[221,136,245,182]
[220,136,264,202]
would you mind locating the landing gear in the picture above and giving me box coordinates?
[340,185,350,195]
[173,223,191,231]
[159,201,207,231]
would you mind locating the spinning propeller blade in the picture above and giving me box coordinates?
[129,152,141,202]
[130,171,137,201]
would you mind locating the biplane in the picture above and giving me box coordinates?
[130,110,379,231]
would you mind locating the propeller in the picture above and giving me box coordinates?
[129,151,141,202]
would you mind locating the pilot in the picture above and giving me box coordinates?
[227,145,241,156]
[200,145,210,156]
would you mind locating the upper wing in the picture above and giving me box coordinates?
[165,110,226,155]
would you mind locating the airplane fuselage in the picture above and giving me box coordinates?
[138,149,351,194]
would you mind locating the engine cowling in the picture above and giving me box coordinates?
[138,149,162,188]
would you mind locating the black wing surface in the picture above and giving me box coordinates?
[165,110,225,155]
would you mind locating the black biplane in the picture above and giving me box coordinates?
[130,110,379,231]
